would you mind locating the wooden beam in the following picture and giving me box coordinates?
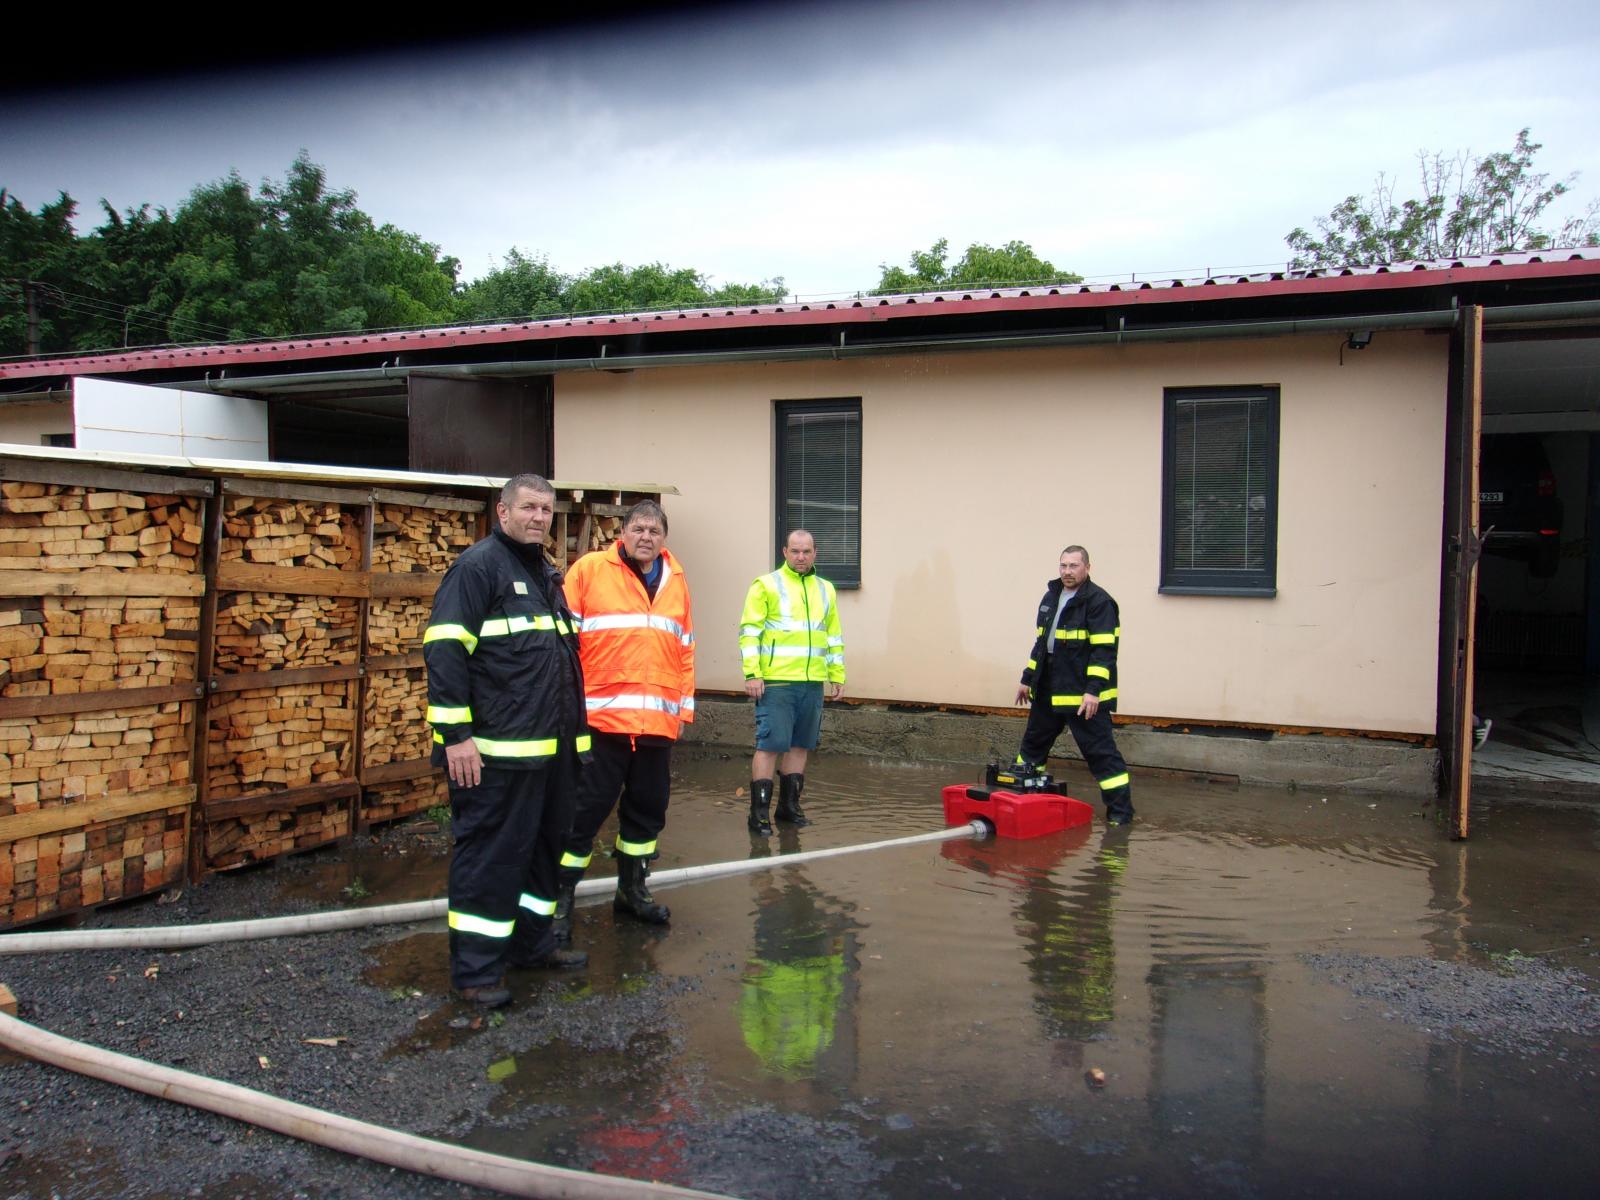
[210,662,361,693]
[0,570,207,598]
[361,757,437,786]
[220,477,373,506]
[371,488,487,513]
[369,572,442,599]
[0,681,203,721]
[0,456,214,498]
[366,651,424,671]
[215,562,371,598]
[203,780,359,821]
[0,785,196,842]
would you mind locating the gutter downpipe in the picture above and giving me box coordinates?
[173,307,1482,395]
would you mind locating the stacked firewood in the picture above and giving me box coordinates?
[206,682,355,799]
[0,702,193,814]
[371,503,475,572]
[213,593,358,672]
[219,497,361,567]
[361,776,446,826]
[0,483,204,572]
[206,798,351,869]
[362,667,430,768]
[1,596,200,698]
[366,597,431,658]
[2,805,187,927]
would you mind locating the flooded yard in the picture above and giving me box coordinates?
[4,749,1599,1198]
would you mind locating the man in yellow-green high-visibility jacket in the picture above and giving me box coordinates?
[738,530,845,835]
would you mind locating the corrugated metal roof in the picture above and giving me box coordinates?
[4,249,1598,381]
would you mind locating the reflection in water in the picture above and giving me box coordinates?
[740,830,862,1083]
[1147,961,1266,1154]
[331,758,1599,1199]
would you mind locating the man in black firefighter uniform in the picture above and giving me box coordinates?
[1012,545,1133,825]
[424,473,591,1008]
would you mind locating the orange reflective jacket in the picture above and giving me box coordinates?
[563,543,695,739]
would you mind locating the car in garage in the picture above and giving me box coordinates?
[1479,433,1563,577]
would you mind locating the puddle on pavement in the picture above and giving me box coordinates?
[327,751,1598,1196]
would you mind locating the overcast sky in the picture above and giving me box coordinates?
[4,0,1598,302]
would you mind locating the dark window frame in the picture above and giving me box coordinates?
[774,397,862,589]
[1160,385,1280,597]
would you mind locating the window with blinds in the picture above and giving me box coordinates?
[775,399,861,587]
[1161,386,1279,595]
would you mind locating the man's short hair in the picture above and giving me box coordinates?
[785,528,814,549]
[1061,544,1090,565]
[624,499,668,535]
[501,473,554,506]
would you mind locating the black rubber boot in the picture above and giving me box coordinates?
[748,779,774,835]
[775,772,810,827]
[613,853,670,924]
[456,980,512,1008]
[551,866,583,945]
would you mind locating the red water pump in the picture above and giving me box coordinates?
[942,763,1094,839]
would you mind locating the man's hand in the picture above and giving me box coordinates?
[445,739,483,789]
[1077,694,1100,719]
[1014,684,1032,707]
[827,683,844,701]
[744,678,765,700]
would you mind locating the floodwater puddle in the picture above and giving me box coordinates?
[325,752,1600,1196]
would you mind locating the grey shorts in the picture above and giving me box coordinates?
[754,681,824,751]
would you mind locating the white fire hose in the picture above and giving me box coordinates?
[0,821,988,1198]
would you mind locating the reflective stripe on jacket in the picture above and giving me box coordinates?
[1019,575,1120,713]
[564,543,695,739]
[424,532,590,769]
[738,562,845,685]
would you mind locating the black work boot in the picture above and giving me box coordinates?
[775,772,810,827]
[551,867,583,945]
[456,980,512,1008]
[748,779,774,835]
[613,853,670,925]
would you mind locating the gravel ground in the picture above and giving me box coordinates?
[6,819,1599,1200]
[1302,950,1600,1054]
[0,826,709,1200]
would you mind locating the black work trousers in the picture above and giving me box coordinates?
[1019,658,1133,821]
[561,731,672,867]
[447,747,577,989]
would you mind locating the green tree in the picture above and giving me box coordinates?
[872,237,1082,295]
[1287,128,1600,268]
[455,249,568,322]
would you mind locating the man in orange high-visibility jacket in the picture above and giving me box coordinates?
[555,499,695,943]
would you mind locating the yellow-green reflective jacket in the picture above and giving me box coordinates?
[738,563,846,685]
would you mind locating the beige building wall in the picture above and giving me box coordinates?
[556,331,1447,735]
[0,397,74,445]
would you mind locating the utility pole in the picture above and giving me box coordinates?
[24,280,40,356]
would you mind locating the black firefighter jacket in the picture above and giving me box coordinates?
[424,531,589,770]
[1020,576,1121,713]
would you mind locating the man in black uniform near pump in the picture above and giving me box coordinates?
[424,473,591,1008]
[1012,545,1133,825]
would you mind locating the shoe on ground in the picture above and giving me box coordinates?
[1106,815,1133,827]
[522,946,588,970]
[1473,718,1492,750]
[456,982,512,1008]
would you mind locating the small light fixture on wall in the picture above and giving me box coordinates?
[1345,330,1374,350]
